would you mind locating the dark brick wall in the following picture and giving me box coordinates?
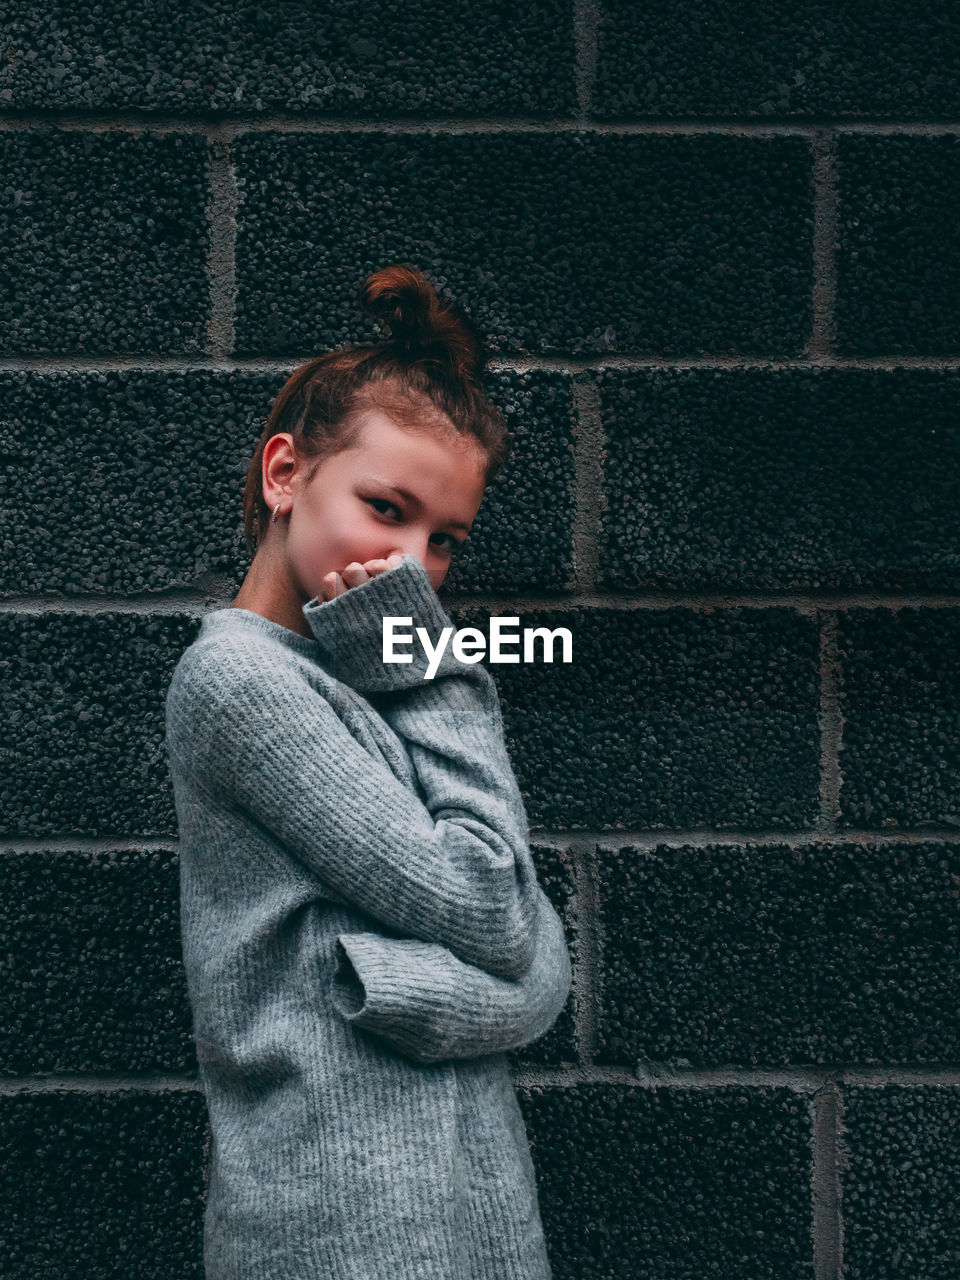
[2,3,959,1277]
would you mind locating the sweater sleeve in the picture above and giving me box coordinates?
[301,553,545,977]
[329,883,571,1063]
[302,550,541,945]
[167,560,541,981]
[302,554,567,1060]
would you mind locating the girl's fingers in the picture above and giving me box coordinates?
[340,561,371,589]
[363,553,405,578]
[320,570,347,601]
[320,554,406,600]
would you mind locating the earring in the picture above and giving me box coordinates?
[271,502,281,524]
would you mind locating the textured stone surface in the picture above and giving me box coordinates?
[596,366,960,591]
[0,611,197,839]
[0,132,209,355]
[836,134,960,355]
[595,2,960,119]
[0,2,576,116]
[839,1085,960,1277]
[459,600,821,831]
[0,1089,208,1279]
[231,131,812,357]
[520,1082,814,1279]
[594,841,960,1068]
[835,608,960,829]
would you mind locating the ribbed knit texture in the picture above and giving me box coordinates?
[164,552,571,1279]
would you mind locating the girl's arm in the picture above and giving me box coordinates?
[166,557,541,981]
[303,553,533,857]
[329,883,571,1063]
[303,553,570,1062]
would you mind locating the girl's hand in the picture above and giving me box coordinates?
[318,552,406,602]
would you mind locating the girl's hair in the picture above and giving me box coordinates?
[241,262,510,558]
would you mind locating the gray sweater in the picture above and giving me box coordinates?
[164,552,571,1279]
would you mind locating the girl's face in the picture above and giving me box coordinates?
[269,409,489,599]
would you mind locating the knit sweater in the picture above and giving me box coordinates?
[163,552,571,1279]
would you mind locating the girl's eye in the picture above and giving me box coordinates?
[366,496,467,554]
[367,497,400,518]
[431,532,467,554]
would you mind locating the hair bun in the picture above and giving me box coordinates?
[359,262,435,347]
[358,261,486,383]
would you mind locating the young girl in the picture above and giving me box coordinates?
[164,263,571,1279]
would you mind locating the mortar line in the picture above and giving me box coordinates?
[572,0,600,120]
[204,126,238,357]
[568,839,602,1063]
[817,612,844,830]
[4,1066,959,1092]
[808,129,839,358]
[569,375,604,591]
[5,827,960,856]
[0,115,959,136]
[812,1082,842,1280]
[2,354,960,372]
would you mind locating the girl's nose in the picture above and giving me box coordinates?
[386,539,429,568]
[387,543,445,591]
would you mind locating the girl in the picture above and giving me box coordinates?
[164,263,571,1279]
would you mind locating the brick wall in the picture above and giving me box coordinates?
[2,3,959,1277]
